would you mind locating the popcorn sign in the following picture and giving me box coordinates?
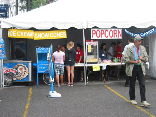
[91,29,122,39]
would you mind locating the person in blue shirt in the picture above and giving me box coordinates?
[99,43,107,61]
[99,43,107,81]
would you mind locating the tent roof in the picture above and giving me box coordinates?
[1,0,156,29]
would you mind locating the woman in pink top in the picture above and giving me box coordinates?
[52,45,65,87]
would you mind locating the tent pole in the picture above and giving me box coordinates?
[0,28,4,88]
[83,29,86,85]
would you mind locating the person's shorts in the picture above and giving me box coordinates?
[54,63,64,75]
[66,64,75,66]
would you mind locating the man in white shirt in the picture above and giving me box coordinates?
[122,37,134,87]
[107,42,116,77]
[108,42,116,60]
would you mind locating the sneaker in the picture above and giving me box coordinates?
[124,84,129,87]
[70,84,73,86]
[67,84,70,86]
[130,100,137,105]
[141,101,150,107]
[57,85,60,87]
[80,78,83,82]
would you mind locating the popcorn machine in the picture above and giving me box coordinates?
[86,40,98,64]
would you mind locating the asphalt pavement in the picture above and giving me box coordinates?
[0,76,156,117]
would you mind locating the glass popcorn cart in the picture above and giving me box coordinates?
[85,40,100,82]
[85,40,98,64]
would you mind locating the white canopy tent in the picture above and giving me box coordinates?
[1,0,156,84]
[1,0,156,29]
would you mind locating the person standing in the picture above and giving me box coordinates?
[99,43,107,80]
[76,43,84,81]
[52,45,65,87]
[116,41,122,59]
[99,43,107,61]
[61,45,66,53]
[65,41,76,86]
[61,45,67,82]
[107,42,116,77]
[122,37,134,87]
[108,42,116,61]
[124,35,150,107]
[115,41,122,78]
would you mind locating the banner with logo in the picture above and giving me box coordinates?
[8,29,34,39]
[34,30,67,40]
[8,29,67,40]
[91,29,122,39]
[125,28,156,37]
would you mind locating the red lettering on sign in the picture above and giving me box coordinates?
[109,30,113,38]
[118,30,122,38]
[92,30,96,38]
[96,30,100,38]
[105,30,108,38]
[114,30,117,38]
[101,30,104,38]
[91,29,122,39]
[4,68,17,74]
[88,42,97,45]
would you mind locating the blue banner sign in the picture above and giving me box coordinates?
[125,28,156,37]
[0,4,9,18]
[0,38,6,59]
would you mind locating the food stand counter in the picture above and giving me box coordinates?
[75,62,125,82]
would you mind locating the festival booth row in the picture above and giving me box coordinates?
[0,27,154,87]
[1,0,156,87]
[1,28,125,86]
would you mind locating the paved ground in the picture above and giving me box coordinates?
[0,77,156,117]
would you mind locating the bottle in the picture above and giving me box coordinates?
[113,57,115,62]
[98,58,101,64]
[138,58,141,65]
[115,57,117,63]
[117,57,118,62]
[118,57,120,62]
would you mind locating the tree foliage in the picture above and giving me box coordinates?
[32,0,47,9]
[19,0,54,11]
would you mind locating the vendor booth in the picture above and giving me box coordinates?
[1,0,156,86]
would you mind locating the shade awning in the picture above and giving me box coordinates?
[1,0,156,29]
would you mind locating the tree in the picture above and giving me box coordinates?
[19,0,55,11]
[32,0,47,9]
